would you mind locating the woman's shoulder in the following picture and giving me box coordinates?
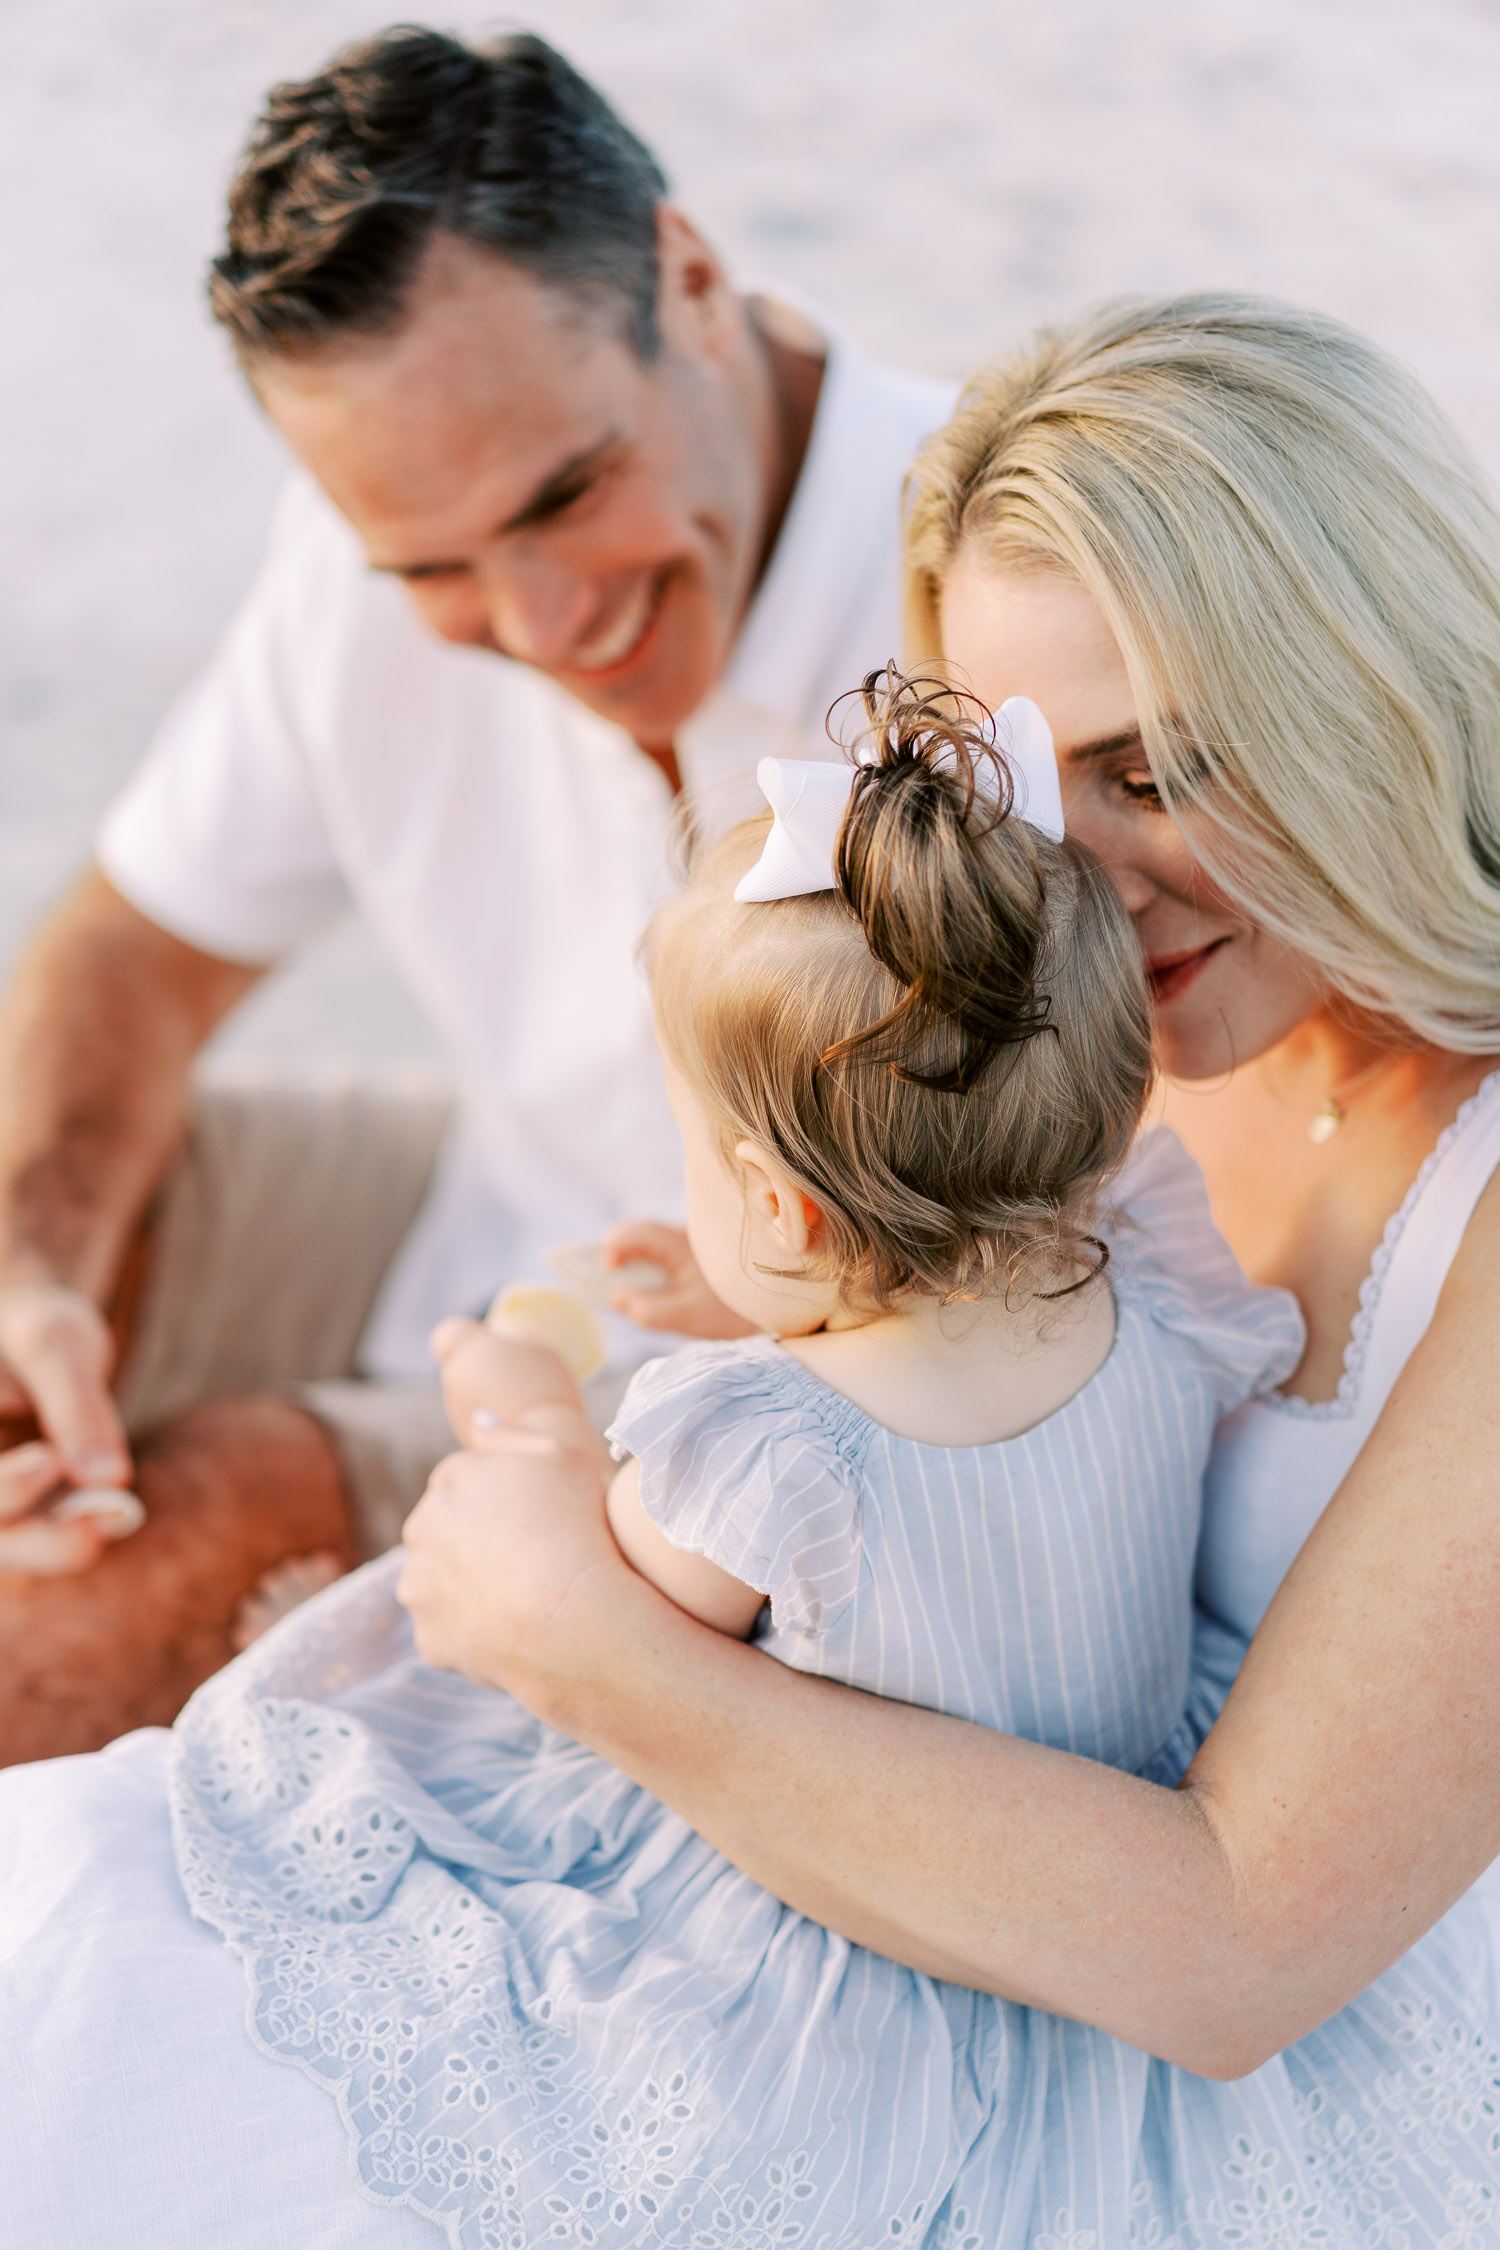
[1109,1126,1306,1412]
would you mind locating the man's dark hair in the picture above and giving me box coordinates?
[209,26,669,360]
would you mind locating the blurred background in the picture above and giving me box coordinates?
[4,0,1500,1065]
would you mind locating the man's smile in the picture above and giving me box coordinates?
[567,570,670,677]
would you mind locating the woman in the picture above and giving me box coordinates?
[5,293,1500,2246]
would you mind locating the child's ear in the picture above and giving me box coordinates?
[734,1141,824,1259]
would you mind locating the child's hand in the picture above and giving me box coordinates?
[430,1318,609,1474]
[599,1222,757,1339]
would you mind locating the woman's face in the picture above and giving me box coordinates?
[938,549,1326,1081]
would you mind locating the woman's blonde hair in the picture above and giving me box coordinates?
[648,672,1152,1309]
[905,292,1500,1051]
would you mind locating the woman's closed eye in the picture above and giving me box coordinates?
[1118,772,1166,810]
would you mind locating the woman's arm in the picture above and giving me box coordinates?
[401,1171,1500,2081]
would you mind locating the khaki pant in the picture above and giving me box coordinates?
[115,1069,459,1559]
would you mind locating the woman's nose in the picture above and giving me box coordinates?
[1105,860,1156,917]
[1061,795,1158,919]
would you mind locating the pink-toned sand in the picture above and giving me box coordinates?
[4,0,1499,1059]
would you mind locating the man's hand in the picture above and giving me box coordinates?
[0,868,260,1580]
[599,1220,756,1339]
[0,1284,132,1575]
[397,1419,624,1694]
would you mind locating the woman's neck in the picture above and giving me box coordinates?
[780,1273,1117,1449]
[1159,1012,1498,1401]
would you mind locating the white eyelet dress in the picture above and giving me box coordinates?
[2,1116,1499,2249]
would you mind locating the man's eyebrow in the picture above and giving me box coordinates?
[499,431,624,534]
[370,432,624,576]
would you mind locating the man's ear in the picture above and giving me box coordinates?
[734,1141,823,1260]
[654,206,736,353]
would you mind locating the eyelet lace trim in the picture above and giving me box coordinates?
[1268,1068,1500,1424]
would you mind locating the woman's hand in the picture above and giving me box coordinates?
[396,1418,632,1694]
[431,1315,594,1436]
[599,1221,757,1339]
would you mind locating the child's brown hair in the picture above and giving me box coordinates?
[649,669,1153,1308]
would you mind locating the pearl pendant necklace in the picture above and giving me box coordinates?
[1305,1051,1400,1143]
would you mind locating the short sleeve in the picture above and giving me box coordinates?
[607,1342,866,1637]
[1110,1126,1305,1414]
[96,478,352,963]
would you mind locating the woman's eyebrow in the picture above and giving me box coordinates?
[1064,727,1147,763]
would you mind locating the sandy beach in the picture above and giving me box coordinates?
[4,0,1499,1061]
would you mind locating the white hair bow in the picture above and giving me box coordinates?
[733,696,1064,905]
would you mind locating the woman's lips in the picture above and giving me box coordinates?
[1145,938,1230,1006]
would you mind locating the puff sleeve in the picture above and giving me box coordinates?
[1109,1126,1306,1415]
[607,1341,867,1638]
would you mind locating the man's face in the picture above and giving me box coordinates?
[253,222,771,746]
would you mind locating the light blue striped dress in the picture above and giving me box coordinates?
[168,1128,1497,2248]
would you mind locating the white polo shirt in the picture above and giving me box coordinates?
[98,337,957,1378]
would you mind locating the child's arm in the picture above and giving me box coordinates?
[605,1455,766,1639]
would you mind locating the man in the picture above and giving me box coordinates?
[0,25,954,1761]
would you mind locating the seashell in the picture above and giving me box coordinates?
[49,1487,146,1539]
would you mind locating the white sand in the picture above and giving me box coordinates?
[4,0,1500,1060]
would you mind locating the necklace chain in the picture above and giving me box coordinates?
[1305,1051,1399,1143]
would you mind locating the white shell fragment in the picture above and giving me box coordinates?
[548,1241,669,1307]
[486,1283,609,1381]
[49,1487,146,1540]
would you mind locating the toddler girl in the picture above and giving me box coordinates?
[172,671,1303,2249]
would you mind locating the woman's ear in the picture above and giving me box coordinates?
[734,1141,824,1260]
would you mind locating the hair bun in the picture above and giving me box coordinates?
[831,666,1055,1093]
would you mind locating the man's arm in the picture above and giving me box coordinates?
[0,867,259,1570]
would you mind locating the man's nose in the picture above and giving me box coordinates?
[480,556,598,674]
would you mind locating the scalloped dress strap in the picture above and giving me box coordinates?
[1358,1066,1500,1412]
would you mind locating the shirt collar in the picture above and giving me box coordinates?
[717,321,905,730]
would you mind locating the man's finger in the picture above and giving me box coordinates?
[0,1440,65,1522]
[0,1512,107,1577]
[16,1335,130,1486]
[0,1367,33,1419]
